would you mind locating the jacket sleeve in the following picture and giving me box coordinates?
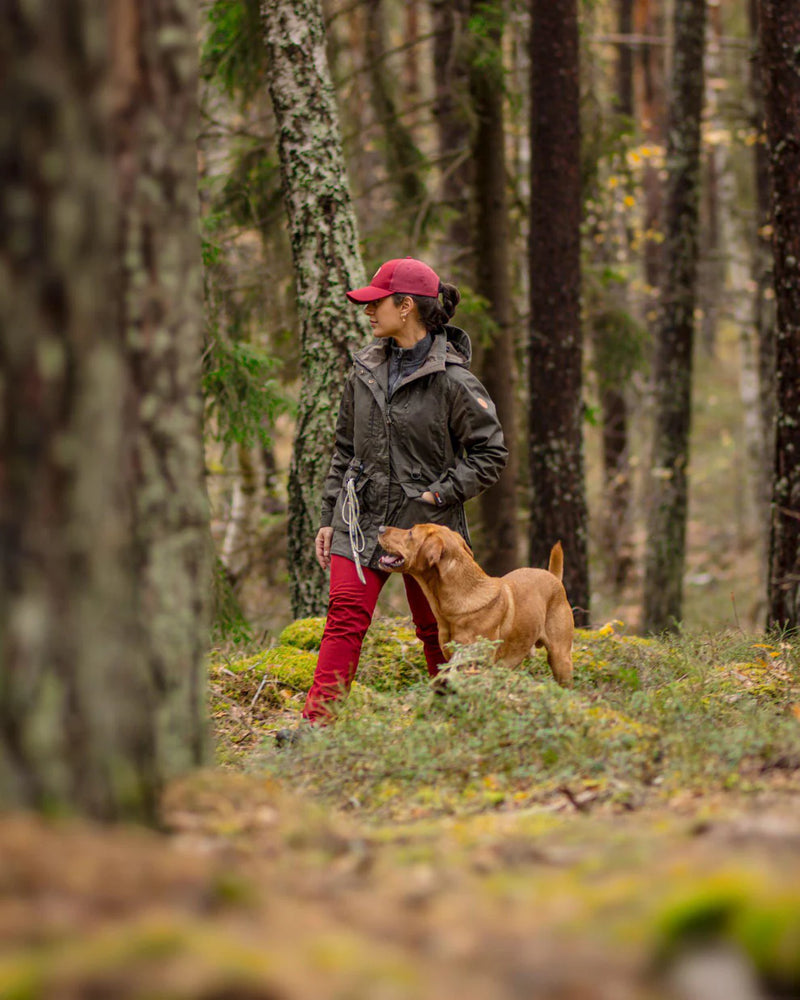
[319,372,355,527]
[427,369,508,505]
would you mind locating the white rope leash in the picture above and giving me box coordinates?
[343,477,367,584]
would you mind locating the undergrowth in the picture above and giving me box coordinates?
[210,619,800,820]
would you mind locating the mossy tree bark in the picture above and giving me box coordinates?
[0,0,210,820]
[112,0,212,788]
[642,0,707,634]
[758,0,800,630]
[528,0,590,626]
[262,0,370,616]
[470,0,520,576]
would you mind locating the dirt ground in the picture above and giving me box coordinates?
[2,767,800,999]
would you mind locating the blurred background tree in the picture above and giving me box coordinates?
[0,0,210,820]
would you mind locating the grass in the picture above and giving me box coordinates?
[211,617,800,822]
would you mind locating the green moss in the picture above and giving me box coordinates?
[278,617,326,650]
[655,878,800,989]
[264,647,318,689]
[358,618,429,691]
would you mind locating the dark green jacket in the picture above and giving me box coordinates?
[319,325,508,569]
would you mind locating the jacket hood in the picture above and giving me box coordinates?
[443,324,472,365]
[354,324,472,369]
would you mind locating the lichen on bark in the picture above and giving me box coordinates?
[262,0,370,616]
[0,0,211,821]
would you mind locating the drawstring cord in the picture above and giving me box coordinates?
[343,477,366,584]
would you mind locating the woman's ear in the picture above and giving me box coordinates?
[400,295,416,322]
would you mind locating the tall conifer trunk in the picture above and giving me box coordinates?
[642,0,707,633]
[471,0,519,576]
[528,0,589,625]
[262,0,369,616]
[748,0,776,548]
[598,0,635,591]
[431,0,472,276]
[758,0,800,630]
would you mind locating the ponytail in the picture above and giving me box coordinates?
[392,279,461,332]
[439,282,461,322]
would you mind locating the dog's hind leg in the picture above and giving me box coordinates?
[546,643,573,687]
[543,600,574,687]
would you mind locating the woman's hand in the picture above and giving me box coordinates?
[420,491,436,505]
[315,527,334,570]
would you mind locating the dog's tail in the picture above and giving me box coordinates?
[548,541,564,581]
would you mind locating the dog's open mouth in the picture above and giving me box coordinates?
[379,553,405,570]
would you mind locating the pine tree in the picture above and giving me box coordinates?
[758,0,800,630]
[642,0,707,633]
[528,0,590,625]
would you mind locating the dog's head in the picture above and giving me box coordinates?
[377,523,470,576]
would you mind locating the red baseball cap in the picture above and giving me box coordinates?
[346,257,441,302]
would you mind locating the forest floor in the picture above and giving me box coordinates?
[3,623,800,1000]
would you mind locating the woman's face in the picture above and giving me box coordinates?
[364,295,406,339]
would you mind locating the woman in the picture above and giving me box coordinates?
[300,257,507,726]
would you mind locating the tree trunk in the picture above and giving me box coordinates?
[431,0,473,276]
[262,0,370,617]
[363,0,427,215]
[598,0,636,592]
[748,0,776,550]
[221,445,259,580]
[471,0,519,576]
[528,0,589,625]
[0,0,210,820]
[635,0,666,296]
[758,0,800,630]
[697,3,724,358]
[642,0,707,634]
[113,0,212,781]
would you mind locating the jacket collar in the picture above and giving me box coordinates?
[353,328,469,374]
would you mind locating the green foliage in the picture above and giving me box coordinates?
[211,558,252,645]
[202,335,287,449]
[218,146,284,234]
[466,2,507,83]
[202,0,267,103]
[589,304,648,391]
[450,285,501,353]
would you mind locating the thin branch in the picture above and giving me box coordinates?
[590,32,751,50]
[409,147,473,254]
[332,28,444,90]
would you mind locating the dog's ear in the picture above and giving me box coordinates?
[418,534,444,568]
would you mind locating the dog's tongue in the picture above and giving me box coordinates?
[379,554,405,569]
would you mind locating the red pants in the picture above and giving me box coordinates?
[302,554,445,723]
